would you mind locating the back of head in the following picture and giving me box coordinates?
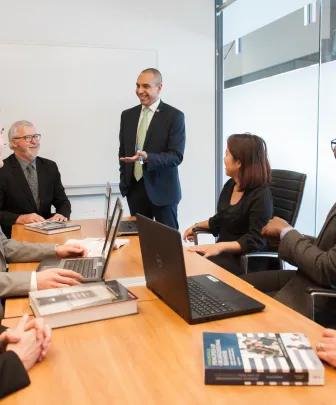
[227,133,271,190]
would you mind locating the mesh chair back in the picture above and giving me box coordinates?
[270,169,307,226]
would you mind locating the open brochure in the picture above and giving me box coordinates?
[65,238,129,257]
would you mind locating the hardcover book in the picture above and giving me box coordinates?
[203,332,324,386]
[24,220,81,235]
[29,280,138,328]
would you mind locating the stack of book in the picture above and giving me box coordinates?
[24,221,81,235]
[203,332,324,386]
[29,280,138,328]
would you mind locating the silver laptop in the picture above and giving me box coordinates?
[105,184,138,236]
[37,198,124,283]
[104,182,113,235]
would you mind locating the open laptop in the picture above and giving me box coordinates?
[104,184,138,236]
[104,182,113,235]
[136,214,265,324]
[37,198,124,283]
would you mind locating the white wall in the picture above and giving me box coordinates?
[0,0,215,232]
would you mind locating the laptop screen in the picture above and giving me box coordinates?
[102,197,123,261]
[104,182,112,234]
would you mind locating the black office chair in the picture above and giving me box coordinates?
[193,169,307,274]
[306,287,336,324]
[240,169,307,273]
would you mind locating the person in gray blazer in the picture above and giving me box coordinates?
[241,138,336,327]
[0,122,85,318]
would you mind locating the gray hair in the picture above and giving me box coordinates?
[8,120,34,149]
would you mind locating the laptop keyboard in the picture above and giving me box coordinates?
[119,221,138,233]
[187,280,233,316]
[64,258,97,279]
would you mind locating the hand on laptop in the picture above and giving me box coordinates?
[187,243,223,258]
[36,268,83,290]
[48,213,68,222]
[16,213,46,224]
[55,244,88,259]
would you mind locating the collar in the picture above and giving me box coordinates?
[142,98,161,114]
[16,155,37,171]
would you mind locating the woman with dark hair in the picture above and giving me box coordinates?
[184,133,273,276]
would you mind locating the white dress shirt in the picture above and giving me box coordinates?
[30,271,38,291]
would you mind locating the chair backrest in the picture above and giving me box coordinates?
[270,169,307,226]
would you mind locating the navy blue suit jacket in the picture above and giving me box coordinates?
[118,101,186,206]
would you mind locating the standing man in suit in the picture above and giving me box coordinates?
[241,138,336,327]
[0,120,71,237]
[119,68,186,229]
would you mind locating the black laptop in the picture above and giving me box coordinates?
[136,214,265,324]
[37,198,124,283]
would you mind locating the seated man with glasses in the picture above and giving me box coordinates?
[241,138,336,328]
[0,120,71,237]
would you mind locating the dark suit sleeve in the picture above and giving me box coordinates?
[0,179,20,226]
[118,111,126,187]
[0,351,30,398]
[146,111,185,170]
[279,230,336,288]
[51,163,71,219]
[237,188,273,253]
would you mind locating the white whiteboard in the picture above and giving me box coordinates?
[0,43,157,186]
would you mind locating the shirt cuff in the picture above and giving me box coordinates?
[30,271,38,291]
[280,226,294,240]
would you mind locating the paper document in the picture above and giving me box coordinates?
[66,237,129,257]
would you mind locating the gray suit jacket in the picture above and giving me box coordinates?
[274,203,336,317]
[0,228,56,316]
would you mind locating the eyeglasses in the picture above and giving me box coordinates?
[331,139,336,151]
[14,134,41,143]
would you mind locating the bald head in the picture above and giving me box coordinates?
[141,68,162,85]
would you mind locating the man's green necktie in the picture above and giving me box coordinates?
[134,107,150,181]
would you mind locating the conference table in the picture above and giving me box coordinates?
[2,219,336,405]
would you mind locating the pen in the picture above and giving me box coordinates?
[136,146,144,165]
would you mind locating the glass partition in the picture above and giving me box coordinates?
[218,0,335,237]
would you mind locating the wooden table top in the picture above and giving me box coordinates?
[2,220,336,404]
[5,219,254,318]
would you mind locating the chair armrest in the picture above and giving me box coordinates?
[192,227,212,235]
[192,227,212,245]
[305,286,336,321]
[306,287,336,297]
[240,252,284,274]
